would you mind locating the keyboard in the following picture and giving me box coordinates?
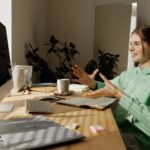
[25,100,53,113]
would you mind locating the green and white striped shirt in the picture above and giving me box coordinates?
[96,66,150,137]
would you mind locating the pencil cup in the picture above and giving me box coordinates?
[57,79,70,94]
[12,65,32,92]
[12,67,25,92]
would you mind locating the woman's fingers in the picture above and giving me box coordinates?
[73,65,83,73]
[72,65,84,77]
[99,73,109,83]
[99,73,114,89]
[82,92,99,98]
[90,69,99,79]
[72,64,97,88]
[82,89,104,98]
[72,71,81,78]
[72,78,82,84]
[99,73,116,93]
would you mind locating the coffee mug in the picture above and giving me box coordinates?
[57,79,70,94]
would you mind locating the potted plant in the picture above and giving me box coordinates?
[25,35,79,83]
[84,50,119,81]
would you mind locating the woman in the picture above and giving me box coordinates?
[72,25,150,150]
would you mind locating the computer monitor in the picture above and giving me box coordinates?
[0,22,12,102]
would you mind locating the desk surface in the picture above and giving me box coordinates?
[0,86,126,150]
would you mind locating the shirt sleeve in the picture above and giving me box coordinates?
[95,81,105,89]
[111,71,150,124]
[115,93,150,137]
[117,94,150,123]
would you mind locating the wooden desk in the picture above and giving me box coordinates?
[0,86,126,150]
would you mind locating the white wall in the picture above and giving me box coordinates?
[32,0,49,60]
[12,0,48,65]
[10,0,150,72]
[47,0,137,72]
[12,0,35,65]
[47,0,95,68]
[94,5,131,74]
[33,0,49,55]
[137,0,150,25]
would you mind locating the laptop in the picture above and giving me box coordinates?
[0,79,14,112]
[0,116,85,150]
[0,22,14,112]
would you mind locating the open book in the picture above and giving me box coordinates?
[57,97,116,110]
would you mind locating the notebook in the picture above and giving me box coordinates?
[25,100,53,113]
[57,97,116,110]
[0,116,85,150]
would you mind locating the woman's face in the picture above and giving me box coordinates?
[129,33,150,64]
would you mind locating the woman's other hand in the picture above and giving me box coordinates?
[83,73,123,99]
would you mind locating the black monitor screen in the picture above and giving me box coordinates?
[0,22,11,86]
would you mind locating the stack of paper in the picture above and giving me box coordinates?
[69,84,89,92]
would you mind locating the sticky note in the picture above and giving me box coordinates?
[89,125,105,133]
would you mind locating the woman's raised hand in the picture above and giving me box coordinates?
[72,64,99,89]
